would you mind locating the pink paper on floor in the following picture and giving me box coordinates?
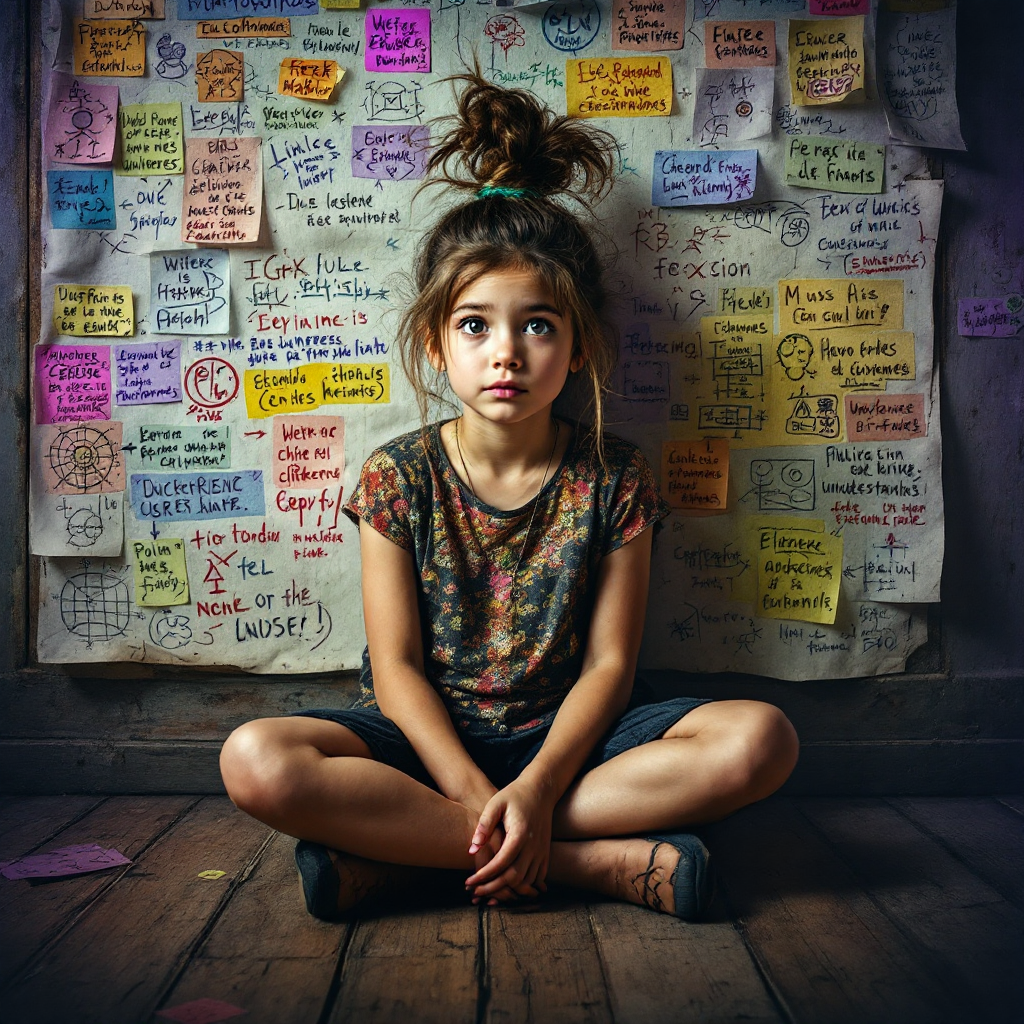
[156,998,247,1024]
[0,843,131,879]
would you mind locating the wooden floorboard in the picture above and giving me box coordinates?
[0,795,1021,1024]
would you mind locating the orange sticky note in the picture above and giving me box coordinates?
[844,393,926,441]
[197,18,291,38]
[196,49,244,102]
[277,59,343,102]
[73,19,146,76]
[661,439,730,512]
[704,20,776,67]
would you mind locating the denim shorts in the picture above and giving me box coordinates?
[291,689,711,790]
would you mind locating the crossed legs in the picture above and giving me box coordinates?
[220,700,798,915]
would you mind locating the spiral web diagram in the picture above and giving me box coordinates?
[60,570,131,644]
[48,425,118,492]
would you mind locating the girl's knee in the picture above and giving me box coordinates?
[731,701,799,794]
[220,719,300,818]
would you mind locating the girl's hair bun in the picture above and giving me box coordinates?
[428,71,617,208]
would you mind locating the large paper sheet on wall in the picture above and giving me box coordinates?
[34,0,946,680]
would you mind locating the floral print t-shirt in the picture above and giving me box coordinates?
[343,421,669,738]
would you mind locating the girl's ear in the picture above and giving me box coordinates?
[570,348,585,373]
[425,334,445,372]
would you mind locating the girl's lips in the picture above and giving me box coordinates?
[485,383,525,396]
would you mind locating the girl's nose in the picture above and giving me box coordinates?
[490,327,522,368]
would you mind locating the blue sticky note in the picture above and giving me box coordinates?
[48,170,116,230]
[131,471,265,521]
[652,150,758,207]
[177,0,318,17]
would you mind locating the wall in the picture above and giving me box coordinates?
[1,1,1021,796]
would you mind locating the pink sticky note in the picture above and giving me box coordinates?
[37,420,126,495]
[704,21,776,68]
[272,415,345,489]
[845,393,926,441]
[35,344,112,423]
[46,72,119,165]
[156,999,247,1024]
[809,0,870,13]
[0,844,131,879]
[365,9,430,73]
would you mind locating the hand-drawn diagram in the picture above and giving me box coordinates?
[196,50,244,102]
[60,566,132,645]
[184,358,240,420]
[47,424,123,494]
[155,34,190,80]
[542,1,600,54]
[50,80,116,162]
[777,333,814,380]
[785,391,841,439]
[749,459,816,511]
[485,14,526,66]
[363,80,424,122]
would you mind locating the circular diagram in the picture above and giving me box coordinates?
[60,571,131,643]
[184,358,239,410]
[48,425,118,492]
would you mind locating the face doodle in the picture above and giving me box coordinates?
[777,333,813,380]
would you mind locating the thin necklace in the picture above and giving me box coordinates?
[453,416,560,610]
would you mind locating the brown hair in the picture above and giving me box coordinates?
[397,72,619,456]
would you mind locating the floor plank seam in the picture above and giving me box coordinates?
[994,795,1024,818]
[884,797,1024,912]
[10,796,108,857]
[474,905,490,1024]
[584,904,616,1023]
[0,795,204,994]
[145,817,278,1021]
[791,799,995,1020]
[316,916,360,1024]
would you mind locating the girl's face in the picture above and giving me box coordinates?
[438,267,581,429]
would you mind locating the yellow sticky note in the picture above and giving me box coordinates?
[73,19,146,77]
[789,17,864,105]
[565,57,672,117]
[719,286,772,314]
[777,279,904,332]
[278,59,343,102]
[734,515,825,604]
[197,18,291,38]
[53,285,134,337]
[244,363,389,418]
[131,537,190,607]
[117,103,183,176]
[756,522,842,624]
[321,0,360,7]
[661,440,730,512]
[85,0,164,17]
[196,49,244,102]
[197,869,227,879]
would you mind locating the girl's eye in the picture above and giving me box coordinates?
[458,317,488,336]
[524,318,554,336]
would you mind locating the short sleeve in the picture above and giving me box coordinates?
[343,446,414,551]
[603,445,671,554]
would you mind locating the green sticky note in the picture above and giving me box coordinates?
[117,102,184,176]
[131,537,190,607]
[784,137,884,194]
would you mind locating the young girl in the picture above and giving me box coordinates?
[220,75,799,922]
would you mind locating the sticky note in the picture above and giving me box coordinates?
[652,150,757,206]
[703,20,775,67]
[114,341,182,405]
[810,0,870,12]
[778,279,904,333]
[52,285,133,338]
[277,59,343,101]
[151,250,230,334]
[322,0,360,7]
[701,312,772,344]
[178,0,317,15]
[131,538,190,606]
[845,394,926,441]
[37,421,125,494]
[0,845,131,880]
[124,424,231,472]
[720,286,772,314]
[273,415,345,489]
[693,68,774,147]
[130,471,266,521]
[365,9,430,73]
[197,869,227,879]
[156,998,247,1024]
[182,137,262,244]
[245,364,389,417]
[662,440,730,511]
[45,74,118,164]
[789,17,864,106]
[74,19,146,76]
[85,0,164,16]
[566,57,672,117]
[48,170,115,229]
[351,125,429,181]
[757,522,842,624]
[196,49,244,102]
[958,296,1024,338]
[118,103,183,176]
[785,137,883,193]
[197,17,291,37]
[34,345,112,423]
[612,0,684,51]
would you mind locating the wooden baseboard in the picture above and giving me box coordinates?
[1,737,1021,796]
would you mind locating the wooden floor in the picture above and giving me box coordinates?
[0,795,1022,1024]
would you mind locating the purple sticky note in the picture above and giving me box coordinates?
[653,150,758,207]
[809,0,870,13]
[35,344,112,424]
[0,844,131,880]
[351,125,429,181]
[46,72,119,165]
[958,296,1023,338]
[114,340,183,405]
[156,998,247,1024]
[365,9,430,73]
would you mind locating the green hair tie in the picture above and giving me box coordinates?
[476,185,538,200]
